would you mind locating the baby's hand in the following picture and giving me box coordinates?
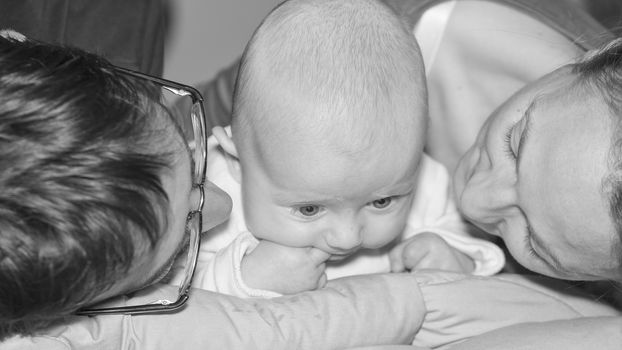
[241,240,330,295]
[389,232,475,274]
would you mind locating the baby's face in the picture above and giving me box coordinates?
[239,132,423,260]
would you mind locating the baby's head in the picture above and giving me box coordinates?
[218,0,427,256]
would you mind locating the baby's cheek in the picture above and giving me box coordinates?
[253,216,321,248]
[362,218,406,249]
[244,208,288,243]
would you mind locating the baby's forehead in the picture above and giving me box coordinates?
[251,118,424,179]
[256,146,423,203]
[257,106,424,154]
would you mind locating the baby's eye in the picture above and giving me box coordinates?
[370,197,392,209]
[296,205,321,217]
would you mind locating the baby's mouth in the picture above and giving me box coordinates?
[328,250,358,261]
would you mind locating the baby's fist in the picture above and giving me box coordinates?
[389,232,475,273]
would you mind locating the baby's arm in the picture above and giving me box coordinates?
[241,239,329,295]
[11,272,617,349]
[7,273,425,350]
[174,231,280,297]
[394,155,505,275]
[182,231,328,297]
[390,231,475,274]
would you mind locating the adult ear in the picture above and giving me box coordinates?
[0,29,26,41]
[212,126,241,182]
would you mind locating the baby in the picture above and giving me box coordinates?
[179,0,505,297]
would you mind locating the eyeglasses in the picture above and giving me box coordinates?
[76,67,207,316]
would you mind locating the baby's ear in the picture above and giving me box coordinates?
[212,126,241,182]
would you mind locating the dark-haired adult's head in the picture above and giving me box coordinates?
[0,36,232,338]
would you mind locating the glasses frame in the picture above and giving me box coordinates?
[76,67,207,316]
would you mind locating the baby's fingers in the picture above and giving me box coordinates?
[400,245,430,271]
[308,247,331,264]
[316,271,328,289]
[389,242,408,272]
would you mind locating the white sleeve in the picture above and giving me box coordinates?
[407,155,505,276]
[192,231,282,298]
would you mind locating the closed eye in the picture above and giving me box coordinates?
[503,100,536,163]
[504,125,517,160]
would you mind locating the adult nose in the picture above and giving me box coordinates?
[459,148,518,227]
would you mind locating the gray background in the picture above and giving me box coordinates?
[163,0,281,84]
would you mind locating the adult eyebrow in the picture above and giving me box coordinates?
[516,100,536,175]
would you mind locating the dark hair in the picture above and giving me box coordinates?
[572,38,622,280]
[0,37,173,338]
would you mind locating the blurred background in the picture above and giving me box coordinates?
[163,0,622,84]
[1,0,620,85]
[163,0,281,84]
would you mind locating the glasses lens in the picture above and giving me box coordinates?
[190,102,206,184]
[160,88,205,184]
[179,211,201,294]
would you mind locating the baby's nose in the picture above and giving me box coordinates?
[325,223,363,251]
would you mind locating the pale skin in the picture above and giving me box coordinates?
[92,4,620,349]
[453,65,621,281]
[213,89,475,295]
[351,64,622,350]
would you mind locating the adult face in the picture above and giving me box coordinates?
[454,66,620,281]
